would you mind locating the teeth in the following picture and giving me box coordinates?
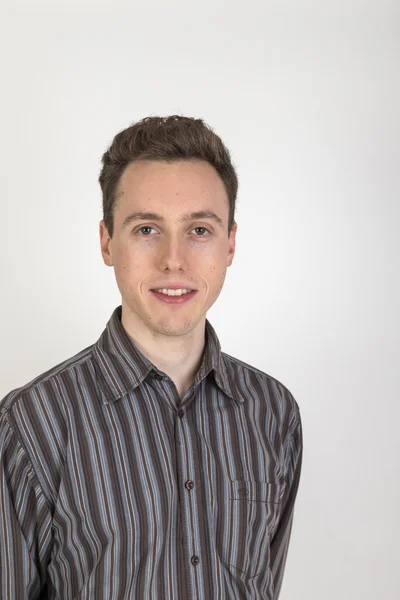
[154,288,193,296]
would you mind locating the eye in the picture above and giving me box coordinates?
[136,226,157,235]
[192,227,211,236]
[134,226,211,237]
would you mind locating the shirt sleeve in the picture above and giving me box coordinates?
[270,411,303,599]
[0,414,53,599]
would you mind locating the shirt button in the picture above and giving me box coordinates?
[178,409,184,418]
[185,480,194,490]
[191,555,200,566]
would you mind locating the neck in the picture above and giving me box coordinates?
[121,304,207,400]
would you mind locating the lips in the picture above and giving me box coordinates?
[150,290,197,304]
[151,287,196,292]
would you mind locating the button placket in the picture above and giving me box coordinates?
[175,401,203,586]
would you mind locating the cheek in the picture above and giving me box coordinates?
[113,249,142,286]
[206,257,228,291]
[115,240,156,271]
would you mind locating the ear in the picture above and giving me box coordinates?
[99,220,113,267]
[227,222,237,267]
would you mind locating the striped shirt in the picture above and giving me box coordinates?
[0,305,302,600]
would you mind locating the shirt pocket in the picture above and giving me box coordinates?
[218,479,283,578]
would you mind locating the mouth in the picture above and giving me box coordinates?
[150,289,198,305]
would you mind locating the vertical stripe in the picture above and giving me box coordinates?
[0,305,302,599]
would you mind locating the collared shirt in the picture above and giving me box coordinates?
[0,306,302,600]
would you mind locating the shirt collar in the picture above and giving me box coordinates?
[92,306,244,405]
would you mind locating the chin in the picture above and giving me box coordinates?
[152,316,198,337]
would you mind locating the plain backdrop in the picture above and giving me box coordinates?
[1,1,399,598]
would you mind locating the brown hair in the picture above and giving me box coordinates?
[98,115,238,238]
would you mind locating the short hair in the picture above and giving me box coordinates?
[98,115,238,237]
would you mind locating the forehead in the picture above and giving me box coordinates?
[115,159,228,213]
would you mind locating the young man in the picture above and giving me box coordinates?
[0,116,302,599]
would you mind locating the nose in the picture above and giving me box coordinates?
[157,233,189,271]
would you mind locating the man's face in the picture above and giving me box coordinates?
[100,159,237,338]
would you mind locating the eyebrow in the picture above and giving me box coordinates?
[121,210,225,230]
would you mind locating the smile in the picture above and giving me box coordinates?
[150,290,197,304]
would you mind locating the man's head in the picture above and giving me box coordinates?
[99,115,238,339]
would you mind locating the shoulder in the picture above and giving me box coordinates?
[0,343,97,501]
[221,351,301,434]
[0,342,95,419]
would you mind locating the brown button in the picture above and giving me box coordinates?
[185,480,194,490]
[191,555,200,566]
[178,409,184,418]
[238,487,249,496]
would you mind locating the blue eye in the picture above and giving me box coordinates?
[137,226,156,235]
[135,226,211,236]
[193,227,211,236]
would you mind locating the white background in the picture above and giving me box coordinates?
[1,1,399,598]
